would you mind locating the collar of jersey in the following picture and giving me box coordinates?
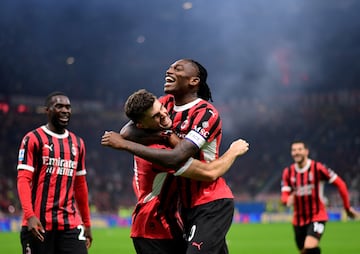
[173,98,202,112]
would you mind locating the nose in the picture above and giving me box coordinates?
[61,105,71,113]
[160,109,168,118]
[166,66,174,75]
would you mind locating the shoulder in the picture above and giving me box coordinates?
[68,131,85,144]
[22,126,45,142]
[159,94,174,103]
[192,99,220,118]
[313,160,327,169]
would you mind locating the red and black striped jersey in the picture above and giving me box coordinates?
[131,143,183,240]
[17,125,87,230]
[159,95,233,208]
[281,159,337,226]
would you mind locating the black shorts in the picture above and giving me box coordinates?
[20,225,88,254]
[182,198,234,254]
[132,237,187,254]
[293,221,326,250]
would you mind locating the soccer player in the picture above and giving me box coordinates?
[17,91,92,254]
[281,140,358,254]
[103,59,236,254]
[102,89,249,254]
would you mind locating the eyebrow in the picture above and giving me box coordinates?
[150,104,164,118]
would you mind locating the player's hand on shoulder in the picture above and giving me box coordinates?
[230,138,249,156]
[101,131,125,149]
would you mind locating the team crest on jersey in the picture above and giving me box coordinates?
[71,144,77,156]
[202,121,209,129]
[181,117,190,130]
[308,172,313,181]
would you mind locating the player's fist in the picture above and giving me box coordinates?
[229,139,249,157]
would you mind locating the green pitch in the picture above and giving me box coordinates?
[1,221,359,253]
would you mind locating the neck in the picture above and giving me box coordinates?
[297,158,308,168]
[46,123,65,134]
[174,93,198,106]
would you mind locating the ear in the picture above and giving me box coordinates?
[189,77,200,87]
[135,122,144,129]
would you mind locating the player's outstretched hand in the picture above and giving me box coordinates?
[346,207,360,220]
[229,139,249,157]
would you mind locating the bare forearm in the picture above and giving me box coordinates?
[180,139,249,181]
[181,149,237,181]
[103,132,195,168]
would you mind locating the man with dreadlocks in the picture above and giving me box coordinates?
[103,59,235,254]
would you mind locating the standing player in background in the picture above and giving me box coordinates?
[281,140,358,254]
[102,89,249,254]
[104,59,235,254]
[16,91,92,254]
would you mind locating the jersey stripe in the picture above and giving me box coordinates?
[17,126,85,230]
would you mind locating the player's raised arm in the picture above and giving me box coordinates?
[175,139,249,181]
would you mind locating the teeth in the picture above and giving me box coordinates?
[165,76,175,82]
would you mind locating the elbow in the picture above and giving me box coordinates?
[166,155,189,169]
[199,171,219,182]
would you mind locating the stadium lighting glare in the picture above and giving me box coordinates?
[66,57,75,65]
[136,35,145,44]
[183,2,192,10]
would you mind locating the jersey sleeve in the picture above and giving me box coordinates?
[75,137,87,176]
[74,175,91,227]
[17,133,37,173]
[185,104,222,149]
[17,133,38,219]
[17,170,36,220]
[281,167,292,204]
[317,162,338,183]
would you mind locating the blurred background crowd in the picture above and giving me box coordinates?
[0,0,359,216]
[0,89,359,216]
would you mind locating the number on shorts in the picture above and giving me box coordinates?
[188,225,197,241]
[313,222,325,234]
[77,225,86,241]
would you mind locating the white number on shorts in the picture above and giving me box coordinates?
[188,225,197,241]
[313,222,325,234]
[77,225,86,241]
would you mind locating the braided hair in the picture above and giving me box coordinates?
[188,59,213,102]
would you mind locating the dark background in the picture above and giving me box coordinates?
[1,0,359,100]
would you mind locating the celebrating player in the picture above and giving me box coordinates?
[281,140,358,254]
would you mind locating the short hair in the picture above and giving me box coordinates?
[124,89,156,123]
[187,59,213,102]
[291,140,308,149]
[44,91,67,107]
